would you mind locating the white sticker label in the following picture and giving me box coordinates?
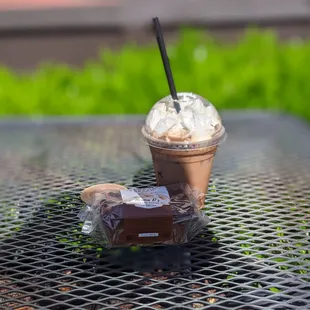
[120,186,170,209]
[138,233,159,237]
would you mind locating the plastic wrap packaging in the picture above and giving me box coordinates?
[79,184,209,248]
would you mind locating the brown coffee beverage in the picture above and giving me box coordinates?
[150,146,217,207]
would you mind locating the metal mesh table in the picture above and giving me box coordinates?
[0,112,309,310]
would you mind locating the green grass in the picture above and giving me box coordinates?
[1,28,310,120]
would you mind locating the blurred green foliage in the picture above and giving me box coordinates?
[0,28,309,120]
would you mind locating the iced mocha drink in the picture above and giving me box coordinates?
[142,92,226,208]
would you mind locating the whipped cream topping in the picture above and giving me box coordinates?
[144,92,222,143]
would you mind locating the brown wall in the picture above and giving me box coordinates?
[1,0,310,70]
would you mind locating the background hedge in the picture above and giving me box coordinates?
[0,28,309,121]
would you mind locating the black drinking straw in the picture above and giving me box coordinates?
[152,17,181,113]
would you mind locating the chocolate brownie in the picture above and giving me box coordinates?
[92,184,208,247]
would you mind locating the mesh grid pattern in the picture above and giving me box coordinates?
[0,113,309,310]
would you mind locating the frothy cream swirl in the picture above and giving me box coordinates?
[145,92,222,143]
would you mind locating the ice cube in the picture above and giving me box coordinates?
[193,114,206,140]
[154,116,176,137]
[180,106,195,132]
[146,102,166,131]
[204,104,220,128]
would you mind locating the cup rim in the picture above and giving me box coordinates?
[141,126,226,151]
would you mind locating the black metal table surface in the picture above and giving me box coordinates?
[0,112,309,310]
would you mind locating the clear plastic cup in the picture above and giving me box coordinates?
[142,92,226,208]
